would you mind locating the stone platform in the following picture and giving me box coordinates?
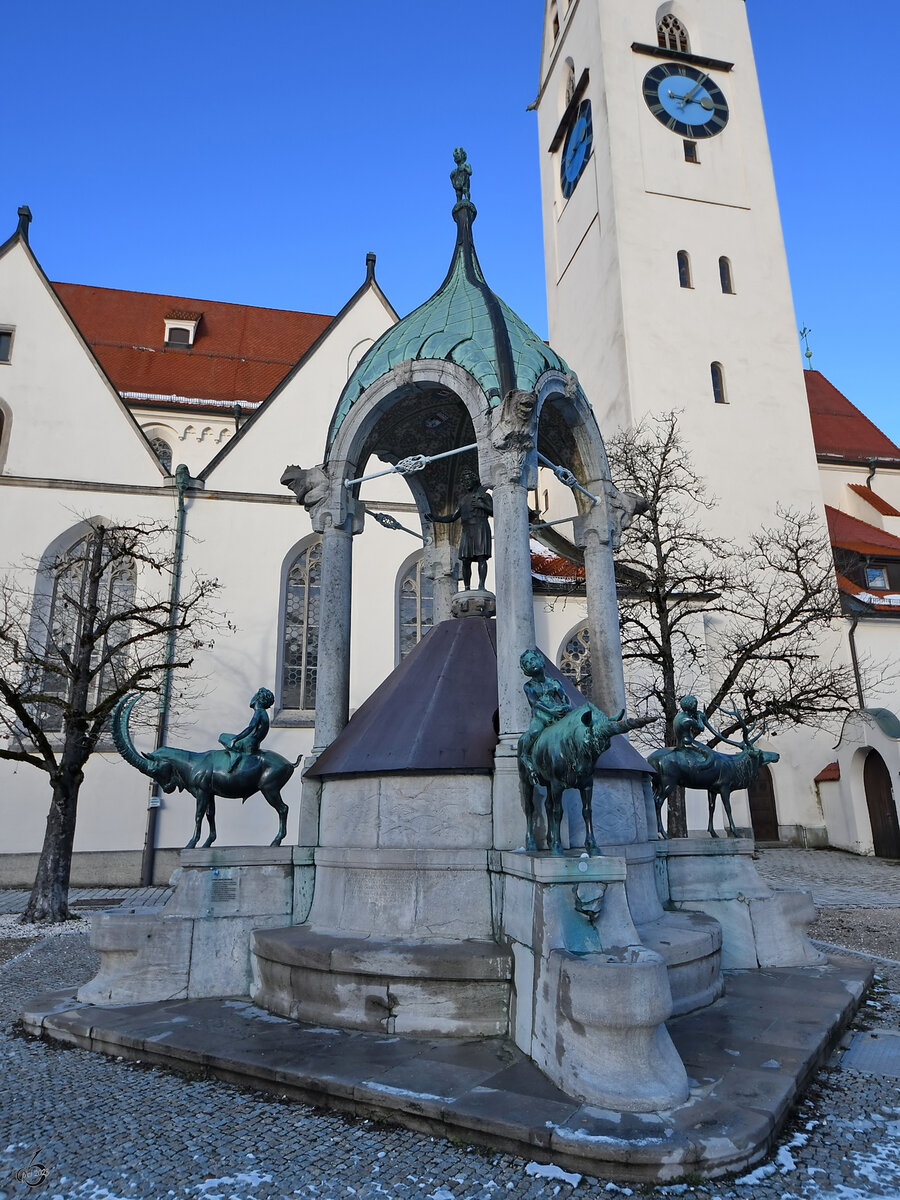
[23,956,871,1183]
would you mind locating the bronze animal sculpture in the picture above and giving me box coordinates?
[112,694,300,848]
[518,698,656,855]
[648,707,779,838]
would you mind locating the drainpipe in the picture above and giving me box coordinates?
[866,458,878,489]
[847,617,866,710]
[140,463,190,886]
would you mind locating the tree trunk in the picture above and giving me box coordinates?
[667,784,688,839]
[22,764,82,923]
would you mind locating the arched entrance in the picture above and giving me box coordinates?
[863,750,900,858]
[746,764,779,842]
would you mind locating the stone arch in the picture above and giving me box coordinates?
[325,359,495,529]
[534,369,613,505]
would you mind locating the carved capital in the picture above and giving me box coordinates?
[488,389,538,487]
[280,463,362,533]
[573,482,647,552]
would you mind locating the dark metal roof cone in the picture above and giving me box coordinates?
[307,617,650,778]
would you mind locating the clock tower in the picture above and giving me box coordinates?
[536,0,823,535]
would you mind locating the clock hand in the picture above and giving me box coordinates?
[683,74,710,105]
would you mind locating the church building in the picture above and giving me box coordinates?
[1,0,898,884]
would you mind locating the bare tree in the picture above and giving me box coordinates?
[0,518,225,923]
[607,412,868,836]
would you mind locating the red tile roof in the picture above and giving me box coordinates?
[826,506,900,556]
[52,282,333,409]
[814,761,841,783]
[847,483,900,517]
[805,370,900,463]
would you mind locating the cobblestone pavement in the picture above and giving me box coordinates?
[1,852,900,1200]
[754,848,900,909]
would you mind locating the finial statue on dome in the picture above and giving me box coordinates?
[450,147,472,205]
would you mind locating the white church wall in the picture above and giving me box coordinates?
[0,241,163,486]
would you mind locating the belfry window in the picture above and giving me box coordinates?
[657,14,689,53]
[281,538,322,711]
[711,362,727,404]
[559,624,592,701]
[397,554,434,661]
[677,250,693,289]
[719,257,735,294]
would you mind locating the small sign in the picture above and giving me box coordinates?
[211,878,237,903]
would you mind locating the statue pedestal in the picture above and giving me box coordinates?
[450,588,496,619]
[657,837,825,969]
[78,847,315,1005]
[494,850,690,1113]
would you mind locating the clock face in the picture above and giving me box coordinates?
[642,63,728,138]
[560,99,593,198]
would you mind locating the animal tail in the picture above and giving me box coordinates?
[293,753,304,768]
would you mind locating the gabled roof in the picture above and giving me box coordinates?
[805,370,900,464]
[52,282,333,410]
[826,506,900,556]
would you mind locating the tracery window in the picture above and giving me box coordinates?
[397,554,434,661]
[149,437,173,472]
[281,539,322,710]
[711,361,727,404]
[719,257,735,294]
[657,14,689,53]
[677,250,692,289]
[559,624,592,701]
[37,529,136,731]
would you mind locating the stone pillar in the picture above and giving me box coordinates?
[490,463,537,851]
[312,518,354,755]
[573,500,626,715]
[423,538,456,626]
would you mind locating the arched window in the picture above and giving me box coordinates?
[0,398,10,473]
[711,362,727,404]
[397,554,434,661]
[677,250,692,289]
[34,526,136,731]
[657,14,689,53]
[719,257,735,294]
[564,57,577,108]
[559,624,592,701]
[150,437,173,472]
[551,2,560,41]
[280,538,322,711]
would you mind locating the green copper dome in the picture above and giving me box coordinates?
[326,152,568,452]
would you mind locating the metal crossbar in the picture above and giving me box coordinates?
[345,443,478,488]
[537,452,599,505]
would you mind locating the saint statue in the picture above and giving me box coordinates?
[219,687,275,772]
[427,469,493,590]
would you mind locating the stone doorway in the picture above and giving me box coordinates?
[747,764,779,842]
[863,749,900,859]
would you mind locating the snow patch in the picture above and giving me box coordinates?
[525,1162,582,1187]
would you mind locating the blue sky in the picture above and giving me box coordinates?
[4,2,897,441]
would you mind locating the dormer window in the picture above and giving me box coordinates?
[163,310,201,348]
